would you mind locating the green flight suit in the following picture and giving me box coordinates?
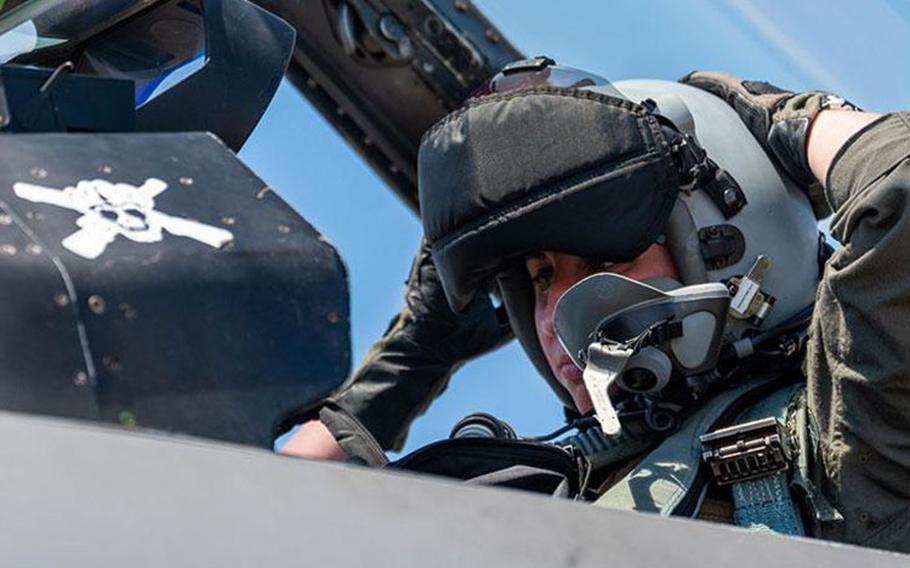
[806,112,910,551]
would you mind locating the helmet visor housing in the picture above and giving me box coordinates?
[419,87,682,313]
[472,56,624,99]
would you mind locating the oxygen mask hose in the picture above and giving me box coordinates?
[529,417,599,442]
[725,304,815,363]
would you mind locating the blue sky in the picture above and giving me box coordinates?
[244,0,910,456]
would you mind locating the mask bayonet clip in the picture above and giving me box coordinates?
[728,255,775,325]
[582,342,633,437]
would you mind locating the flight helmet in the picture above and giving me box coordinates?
[418,58,821,426]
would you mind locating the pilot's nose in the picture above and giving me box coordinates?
[539,270,580,344]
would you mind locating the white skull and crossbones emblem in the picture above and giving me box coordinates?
[13,177,234,259]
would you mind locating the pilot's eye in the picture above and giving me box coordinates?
[530,266,554,292]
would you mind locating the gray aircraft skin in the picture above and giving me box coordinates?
[2,410,908,567]
[0,0,905,565]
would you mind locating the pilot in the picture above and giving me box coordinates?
[283,59,910,552]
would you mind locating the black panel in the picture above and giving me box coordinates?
[0,201,98,419]
[0,132,350,447]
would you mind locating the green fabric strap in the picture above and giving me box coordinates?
[732,473,803,534]
[730,385,805,535]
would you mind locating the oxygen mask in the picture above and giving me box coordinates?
[554,274,730,437]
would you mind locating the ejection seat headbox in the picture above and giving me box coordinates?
[0,133,351,448]
[418,73,820,408]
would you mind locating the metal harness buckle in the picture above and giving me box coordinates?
[700,417,789,486]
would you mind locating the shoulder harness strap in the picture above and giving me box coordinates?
[724,385,805,535]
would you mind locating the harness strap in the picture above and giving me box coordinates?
[732,473,803,534]
[729,384,805,535]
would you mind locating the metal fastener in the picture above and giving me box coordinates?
[88,294,106,314]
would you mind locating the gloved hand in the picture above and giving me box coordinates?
[402,238,513,365]
[680,71,858,217]
[317,238,512,463]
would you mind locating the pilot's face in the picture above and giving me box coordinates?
[525,245,680,413]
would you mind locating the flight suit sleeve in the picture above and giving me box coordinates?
[805,112,910,550]
[315,239,512,465]
[318,311,458,465]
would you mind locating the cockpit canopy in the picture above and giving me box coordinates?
[0,0,295,150]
